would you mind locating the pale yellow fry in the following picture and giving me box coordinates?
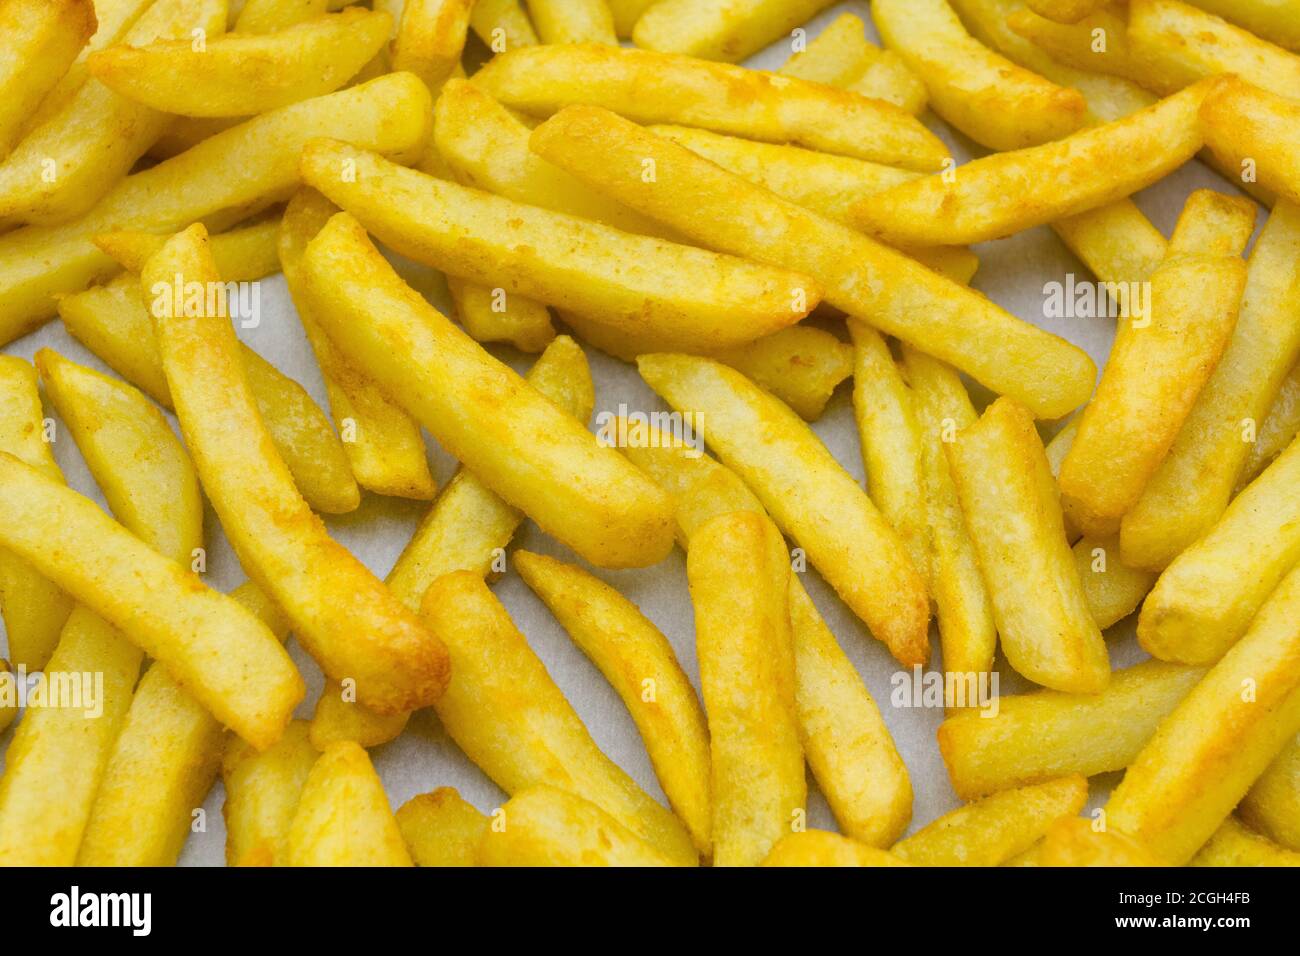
[1182,0,1300,52]
[396,788,488,867]
[937,659,1205,799]
[1240,361,1300,491]
[948,398,1110,693]
[850,51,930,115]
[525,0,614,44]
[469,0,537,50]
[1027,0,1108,21]
[280,188,434,500]
[689,511,802,867]
[446,277,556,354]
[0,0,96,157]
[472,43,950,171]
[309,682,409,751]
[531,105,1093,419]
[1201,78,1300,213]
[633,0,834,63]
[778,13,927,114]
[871,0,1086,150]
[1107,564,1300,864]
[147,224,449,715]
[222,720,316,866]
[761,831,910,868]
[78,581,290,866]
[287,742,413,867]
[96,216,283,281]
[515,550,712,858]
[709,326,852,422]
[234,0,327,32]
[1007,3,1174,92]
[1039,818,1165,867]
[419,571,698,864]
[393,0,473,92]
[1052,198,1168,290]
[1060,189,1253,538]
[1239,735,1300,851]
[1072,534,1157,629]
[1190,817,1300,867]
[892,776,1088,866]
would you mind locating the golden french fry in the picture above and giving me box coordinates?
[0,70,432,343]
[472,43,950,171]
[638,353,930,665]
[1027,0,1108,21]
[222,720,316,866]
[778,13,927,114]
[1240,361,1300,490]
[525,0,615,44]
[1052,198,1168,290]
[1039,818,1165,867]
[233,0,327,32]
[871,0,1086,150]
[0,356,72,671]
[1181,0,1300,52]
[1060,189,1253,538]
[1200,78,1300,208]
[850,81,1218,247]
[309,681,410,751]
[446,278,555,354]
[279,188,435,500]
[893,776,1089,866]
[469,0,537,49]
[688,511,802,867]
[633,0,834,63]
[419,571,698,864]
[515,550,711,858]
[938,660,1205,799]
[1072,535,1157,628]
[1108,564,1300,864]
[396,788,488,867]
[287,742,413,867]
[900,346,996,684]
[1189,817,1300,867]
[948,397,1110,693]
[531,106,1095,419]
[147,224,449,714]
[761,831,910,868]
[709,326,852,422]
[297,209,677,570]
[392,0,473,92]
[1240,735,1300,851]
[96,216,283,281]
[0,0,96,156]
[478,785,677,867]
[78,581,290,866]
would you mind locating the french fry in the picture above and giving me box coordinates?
[1189,817,1300,867]
[1027,0,1108,21]
[1200,78,1300,210]
[1039,818,1165,867]
[1052,198,1168,290]
[688,511,802,867]
[1120,200,1300,570]
[304,141,814,358]
[1181,0,1300,52]
[901,346,997,685]
[0,357,72,671]
[279,188,434,500]
[892,776,1089,866]
[778,13,927,115]
[57,274,361,515]
[1240,735,1300,851]
[1107,564,1300,864]
[531,106,1094,419]
[419,571,698,864]
[96,216,283,281]
[761,832,910,868]
[147,224,449,714]
[849,81,1218,247]
[446,278,555,354]
[308,683,409,751]
[392,0,473,92]
[1240,362,1300,490]
[948,398,1110,693]
[1060,189,1253,538]
[396,788,488,867]
[469,0,537,50]
[525,0,615,45]
[478,785,677,867]
[633,0,835,63]
[222,720,317,866]
[471,43,951,171]
[709,326,852,422]
[871,0,1086,150]
[1072,535,1157,629]
[0,0,96,157]
[937,659,1206,799]
[88,8,392,117]
[296,210,679,570]
[614,419,913,847]
[0,70,432,343]
[637,353,930,665]
[287,742,413,867]
[515,550,711,858]
[233,0,327,32]
[78,581,291,866]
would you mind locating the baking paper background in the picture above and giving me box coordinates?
[0,1,1262,864]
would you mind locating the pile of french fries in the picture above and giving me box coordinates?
[0,0,1297,869]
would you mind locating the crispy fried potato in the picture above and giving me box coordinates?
[96,216,282,281]
[871,0,1086,150]
[1108,565,1300,864]
[0,0,96,157]
[633,0,834,63]
[222,720,316,866]
[938,659,1205,799]
[1182,0,1300,52]
[1053,198,1168,290]
[392,0,473,92]
[1072,534,1157,628]
[778,13,927,114]
[948,398,1110,693]
[478,785,677,867]
[309,681,409,751]
[1201,78,1300,209]
[1240,361,1300,490]
[469,0,537,49]
[472,43,950,171]
[1240,735,1300,851]
[761,831,910,868]
[710,326,852,422]
[419,571,698,864]
[1060,189,1253,538]
[526,0,615,44]
[396,788,488,867]
[893,776,1089,866]
[850,80,1218,247]
[147,224,449,714]
[1027,0,1108,21]
[532,106,1093,419]
[638,353,930,665]
[1007,3,1176,92]
[233,0,327,32]
[57,274,360,515]
[287,742,413,867]
[1039,818,1165,867]
[515,551,711,858]
[1190,817,1300,867]
[445,278,555,354]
